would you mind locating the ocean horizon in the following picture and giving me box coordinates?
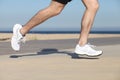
[0,30,120,34]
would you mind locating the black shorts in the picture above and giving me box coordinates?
[54,0,72,4]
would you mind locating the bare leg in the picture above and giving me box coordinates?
[79,0,99,46]
[20,1,66,35]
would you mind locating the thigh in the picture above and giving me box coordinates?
[48,0,66,13]
[50,0,66,8]
[82,0,99,7]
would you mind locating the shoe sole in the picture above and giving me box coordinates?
[75,51,103,57]
[11,24,22,51]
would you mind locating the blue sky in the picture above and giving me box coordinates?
[0,0,120,31]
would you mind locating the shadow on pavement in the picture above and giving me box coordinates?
[10,48,99,59]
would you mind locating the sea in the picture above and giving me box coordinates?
[0,30,120,34]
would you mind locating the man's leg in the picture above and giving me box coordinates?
[79,0,99,46]
[21,0,66,35]
[11,0,66,51]
[75,0,102,57]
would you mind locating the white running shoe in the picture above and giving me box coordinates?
[11,24,25,51]
[74,43,102,57]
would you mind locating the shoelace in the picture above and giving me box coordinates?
[87,43,96,48]
[21,37,26,43]
[18,37,26,44]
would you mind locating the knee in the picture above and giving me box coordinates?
[48,4,64,16]
[86,2,99,11]
[92,3,99,11]
[52,8,62,16]
[51,7,63,16]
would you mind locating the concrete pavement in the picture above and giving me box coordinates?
[0,37,120,80]
[0,47,120,80]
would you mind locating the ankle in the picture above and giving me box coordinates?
[78,41,87,46]
[20,28,26,36]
